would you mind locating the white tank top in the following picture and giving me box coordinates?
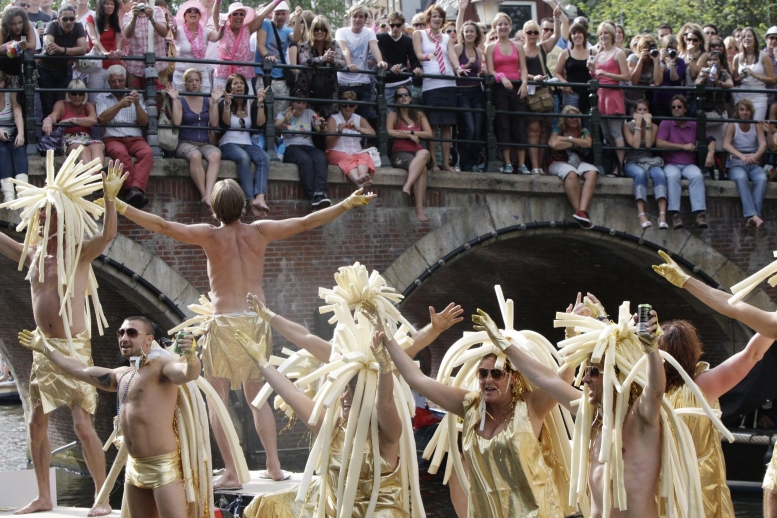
[0,94,12,127]
[329,112,364,154]
[219,100,253,146]
[419,30,456,92]
[729,122,759,166]
[739,52,768,91]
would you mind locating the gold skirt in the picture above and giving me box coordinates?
[765,442,777,492]
[126,450,183,490]
[201,313,272,390]
[29,331,97,415]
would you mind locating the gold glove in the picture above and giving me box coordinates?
[652,250,690,288]
[248,296,276,322]
[564,327,578,340]
[235,331,269,370]
[371,341,392,374]
[472,309,511,352]
[360,299,384,332]
[18,328,55,357]
[637,312,663,354]
[94,197,128,215]
[342,188,373,210]
[179,337,200,366]
[583,296,608,321]
[103,161,128,203]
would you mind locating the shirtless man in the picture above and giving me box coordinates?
[17,316,201,518]
[472,307,664,518]
[102,179,375,487]
[0,167,124,516]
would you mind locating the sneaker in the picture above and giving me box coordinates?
[500,164,514,174]
[695,211,708,228]
[125,187,150,209]
[672,213,684,229]
[311,194,331,210]
[518,164,531,175]
[573,210,594,229]
[471,163,484,173]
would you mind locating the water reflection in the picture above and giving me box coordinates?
[0,404,28,472]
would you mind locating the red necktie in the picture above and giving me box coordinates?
[428,30,446,75]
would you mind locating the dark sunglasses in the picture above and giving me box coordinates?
[686,37,700,43]
[20,2,30,7]
[230,12,245,17]
[445,29,455,34]
[70,91,85,96]
[239,117,246,128]
[60,16,76,21]
[584,365,600,381]
[769,36,777,40]
[478,368,506,380]
[341,103,356,108]
[525,30,539,36]
[542,27,553,31]
[389,23,403,28]
[313,27,327,33]
[709,43,723,48]
[671,104,685,109]
[117,327,151,339]
[413,23,425,28]
[185,8,199,13]
[395,92,410,98]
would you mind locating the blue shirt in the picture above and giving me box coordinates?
[258,19,293,79]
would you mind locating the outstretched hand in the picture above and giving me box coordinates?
[472,309,511,352]
[94,197,128,215]
[234,331,269,369]
[371,331,392,373]
[583,293,608,320]
[18,329,49,356]
[361,299,384,332]
[102,160,128,203]
[430,303,463,333]
[342,188,377,210]
[652,250,690,288]
[247,293,276,322]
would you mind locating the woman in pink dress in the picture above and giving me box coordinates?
[589,22,630,175]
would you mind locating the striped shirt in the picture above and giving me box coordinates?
[96,92,146,138]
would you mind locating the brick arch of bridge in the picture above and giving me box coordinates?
[383,201,775,374]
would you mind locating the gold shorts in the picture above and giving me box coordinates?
[29,331,97,415]
[201,313,272,390]
[126,450,183,490]
[765,442,777,492]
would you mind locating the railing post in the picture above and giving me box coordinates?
[694,82,708,172]
[375,67,389,165]
[588,79,602,173]
[484,74,499,172]
[23,49,36,155]
[144,52,161,156]
[263,60,279,161]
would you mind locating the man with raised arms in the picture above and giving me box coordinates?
[471,307,664,518]
[0,165,125,516]
[102,179,375,487]
[17,316,202,518]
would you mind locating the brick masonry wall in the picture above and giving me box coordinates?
[2,165,777,472]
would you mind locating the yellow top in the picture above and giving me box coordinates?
[666,362,734,518]
[461,392,565,518]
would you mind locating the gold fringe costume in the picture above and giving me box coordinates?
[243,423,407,518]
[666,362,734,518]
[201,313,272,390]
[764,443,777,492]
[461,392,564,518]
[125,450,184,490]
[29,330,97,414]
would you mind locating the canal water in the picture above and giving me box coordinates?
[0,403,765,516]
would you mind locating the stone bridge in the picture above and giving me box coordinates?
[2,157,776,468]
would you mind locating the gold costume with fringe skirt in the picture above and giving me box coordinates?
[764,442,777,492]
[243,424,408,518]
[462,391,565,518]
[201,313,272,390]
[29,330,97,415]
[125,450,184,490]
[666,362,734,518]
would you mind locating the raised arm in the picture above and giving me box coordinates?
[0,232,25,264]
[371,333,401,466]
[101,198,214,245]
[247,293,332,363]
[696,333,775,402]
[634,311,664,425]
[160,334,202,384]
[81,164,126,261]
[256,188,376,242]
[18,329,120,391]
[404,303,464,358]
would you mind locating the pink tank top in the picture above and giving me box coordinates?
[493,42,521,81]
[392,118,423,153]
[62,103,90,136]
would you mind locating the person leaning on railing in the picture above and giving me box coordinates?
[648,35,683,118]
[386,84,432,222]
[170,0,224,95]
[167,71,222,209]
[695,50,734,170]
[121,0,168,89]
[678,24,709,91]
[38,4,88,123]
[84,0,124,105]
[0,70,26,203]
[732,27,776,121]
[0,8,35,89]
[453,18,484,172]
[42,79,105,165]
[554,22,592,124]
[723,99,768,228]
[296,15,344,119]
[625,34,662,116]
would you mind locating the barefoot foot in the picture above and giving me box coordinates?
[88,501,112,517]
[415,208,429,222]
[14,497,53,514]
[213,473,242,491]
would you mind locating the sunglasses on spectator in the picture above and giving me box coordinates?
[60,16,75,21]
[389,23,402,28]
[478,368,506,380]
[70,91,85,96]
[117,327,152,339]
[396,92,410,98]
[769,36,777,40]
[686,37,700,43]
[230,12,245,17]
[542,27,553,32]
[445,29,455,34]
[671,104,685,110]
[185,8,199,13]
[314,27,327,33]
[239,117,246,128]
[413,23,426,28]
[525,30,539,35]
[20,2,30,7]
[341,103,356,108]
[583,365,600,381]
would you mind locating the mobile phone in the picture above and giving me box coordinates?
[20,36,26,42]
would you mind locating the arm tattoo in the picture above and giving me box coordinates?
[91,373,113,389]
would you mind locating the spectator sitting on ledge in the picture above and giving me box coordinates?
[325,90,376,189]
[42,79,105,166]
[96,64,153,209]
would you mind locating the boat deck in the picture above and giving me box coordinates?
[0,508,120,517]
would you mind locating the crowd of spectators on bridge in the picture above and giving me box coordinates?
[0,0,776,229]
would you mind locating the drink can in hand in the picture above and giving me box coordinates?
[637,304,652,336]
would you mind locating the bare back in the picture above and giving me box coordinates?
[116,357,181,458]
[30,249,91,339]
[200,222,270,313]
[588,410,662,518]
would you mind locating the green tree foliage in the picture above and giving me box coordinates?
[586,0,772,39]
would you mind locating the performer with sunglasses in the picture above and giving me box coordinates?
[0,161,126,516]
[16,316,201,518]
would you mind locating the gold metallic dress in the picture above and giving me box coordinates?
[29,330,97,414]
[666,362,734,518]
[461,392,565,518]
[243,423,407,517]
[201,313,272,390]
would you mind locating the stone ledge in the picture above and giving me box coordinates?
[23,156,772,200]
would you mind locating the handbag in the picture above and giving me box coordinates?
[357,146,381,168]
[77,47,102,74]
[526,49,554,113]
[705,109,727,128]
[37,127,64,156]
[306,49,336,100]
[157,94,179,152]
[271,24,296,89]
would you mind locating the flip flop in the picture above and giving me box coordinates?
[212,483,243,491]
[258,470,292,481]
